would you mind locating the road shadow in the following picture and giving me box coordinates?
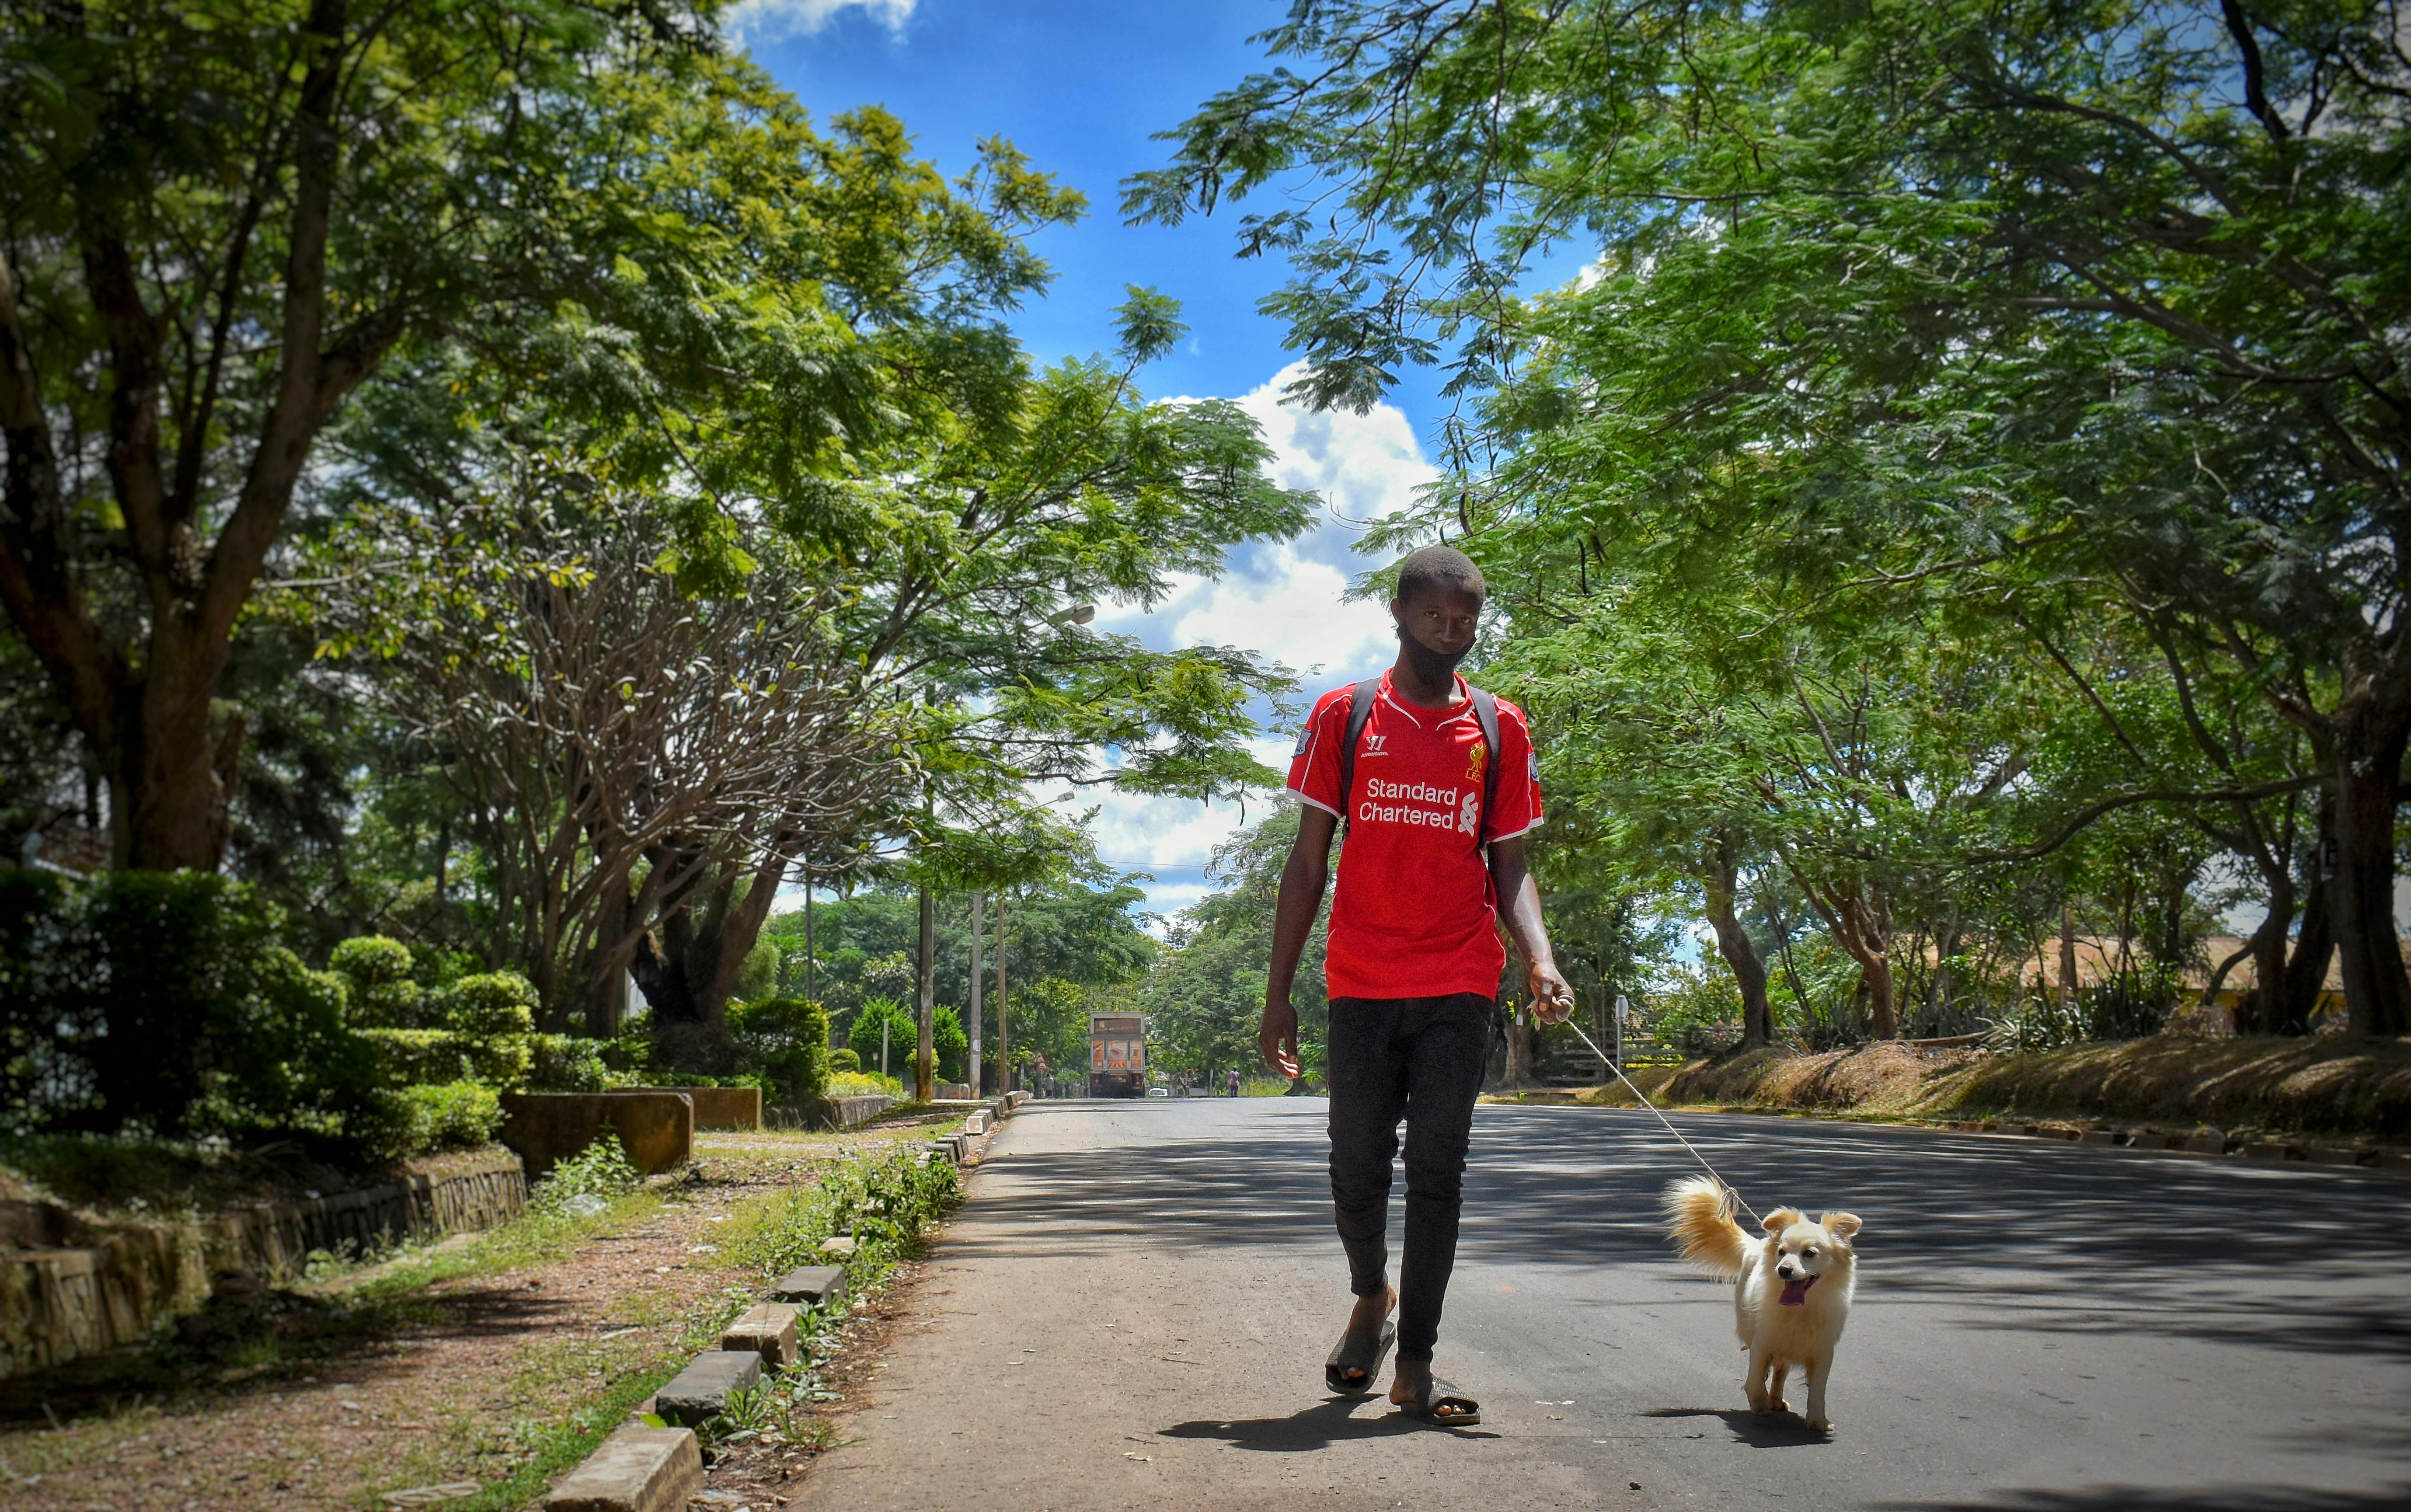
[960,1101,2411,1362]
[1874,1485,2411,1511]
[1638,1404,1834,1448]
[1158,1394,1500,1450]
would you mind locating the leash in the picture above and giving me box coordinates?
[1557,1017,1766,1231]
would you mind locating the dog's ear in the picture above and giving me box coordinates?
[1761,1208,1803,1235]
[1821,1211,1863,1239]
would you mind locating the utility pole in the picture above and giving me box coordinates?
[802,870,814,1005]
[996,890,1009,1097]
[969,892,985,1095]
[915,881,936,1102]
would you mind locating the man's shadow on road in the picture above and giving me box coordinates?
[1160,1394,1501,1451]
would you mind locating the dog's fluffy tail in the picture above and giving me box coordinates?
[1662,1176,1752,1279]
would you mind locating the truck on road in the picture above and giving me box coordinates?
[1088,1013,1146,1098]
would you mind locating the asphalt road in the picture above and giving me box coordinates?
[794,1096,2411,1512]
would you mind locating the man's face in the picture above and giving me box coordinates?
[1392,585,1484,657]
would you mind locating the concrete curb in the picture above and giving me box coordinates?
[652,1350,762,1427]
[721,1303,803,1370]
[539,1422,702,1512]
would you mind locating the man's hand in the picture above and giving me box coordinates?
[1529,958,1576,1024]
[1259,993,1302,1079]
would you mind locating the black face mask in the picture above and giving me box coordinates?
[1398,626,1468,685]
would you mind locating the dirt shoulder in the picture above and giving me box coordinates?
[1489,1035,2411,1146]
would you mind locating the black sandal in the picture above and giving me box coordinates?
[1397,1375,1481,1426]
[1323,1316,1396,1395]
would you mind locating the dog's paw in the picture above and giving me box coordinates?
[1767,1396,1790,1416]
[1806,1415,1833,1433]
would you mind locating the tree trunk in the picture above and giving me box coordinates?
[969,892,985,1095]
[116,656,244,869]
[2233,871,2293,1037]
[914,882,935,1101]
[1503,994,1533,1085]
[995,891,1008,1095]
[2277,865,2334,1037]
[2329,729,2410,1036]
[2058,896,2079,1012]
[631,848,790,1072]
[1701,837,1774,1047]
[1795,870,1896,1040]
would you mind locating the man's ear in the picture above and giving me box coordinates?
[1821,1212,1862,1240]
[1761,1208,1803,1235]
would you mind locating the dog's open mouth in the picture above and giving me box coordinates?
[1778,1275,1818,1307]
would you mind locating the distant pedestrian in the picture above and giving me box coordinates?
[1227,1068,1241,1098]
[1263,544,1574,1428]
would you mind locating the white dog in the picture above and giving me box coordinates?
[1662,1176,1861,1432]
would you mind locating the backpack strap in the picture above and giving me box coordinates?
[1334,677,1381,837]
[1470,686,1502,854]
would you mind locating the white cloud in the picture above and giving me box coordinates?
[728,0,913,42]
[1234,361,1438,528]
[1082,363,1438,922]
[1096,360,1434,684]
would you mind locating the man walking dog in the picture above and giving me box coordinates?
[1262,544,1575,1427]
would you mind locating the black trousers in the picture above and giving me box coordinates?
[1326,991,1492,1364]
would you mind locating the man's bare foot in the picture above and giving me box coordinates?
[1337,1286,1395,1386]
[1388,1354,1428,1407]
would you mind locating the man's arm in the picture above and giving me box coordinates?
[1488,835,1575,1023]
[1260,805,1339,1075]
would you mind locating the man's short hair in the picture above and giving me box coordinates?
[1395,544,1487,605]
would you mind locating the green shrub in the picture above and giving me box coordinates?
[329,935,427,1027]
[531,1131,641,1212]
[442,972,539,1037]
[729,996,829,1107]
[526,1033,609,1092]
[380,1080,502,1157]
[357,1028,534,1090]
[0,871,378,1145]
[828,1069,903,1097]
[934,1004,968,1084]
[829,1047,861,1074]
[847,996,914,1078]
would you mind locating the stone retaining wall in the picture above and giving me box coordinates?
[604,1085,761,1129]
[0,1147,526,1380]
[501,1091,693,1178]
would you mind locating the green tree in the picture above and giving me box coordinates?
[0,0,732,868]
[1141,806,1332,1083]
[1138,0,2411,1032]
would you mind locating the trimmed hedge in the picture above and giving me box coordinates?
[384,1080,504,1154]
[357,1029,607,1092]
[0,870,375,1143]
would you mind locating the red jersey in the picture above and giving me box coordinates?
[1285,670,1543,1000]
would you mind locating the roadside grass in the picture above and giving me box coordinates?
[358,1142,957,1512]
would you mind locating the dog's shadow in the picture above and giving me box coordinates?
[1642,1406,1834,1449]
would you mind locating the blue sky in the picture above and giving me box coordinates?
[739,0,1448,919]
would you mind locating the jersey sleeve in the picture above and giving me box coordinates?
[1489,699,1543,840]
[1285,690,1349,817]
